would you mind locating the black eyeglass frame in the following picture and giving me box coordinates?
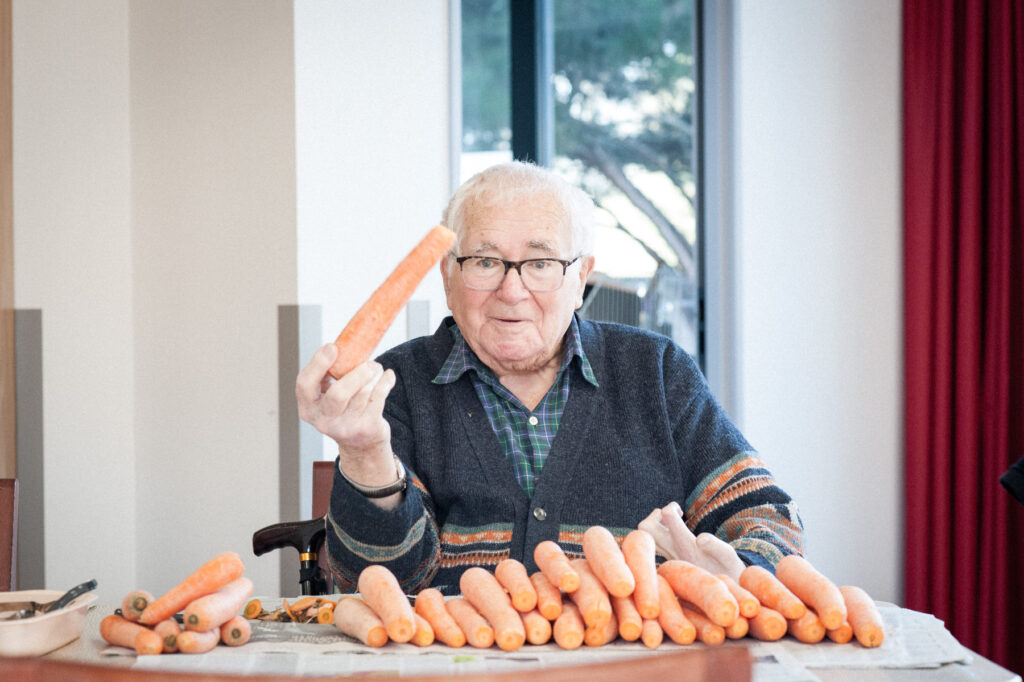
[454,256,581,291]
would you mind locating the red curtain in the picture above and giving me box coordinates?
[903,0,1024,673]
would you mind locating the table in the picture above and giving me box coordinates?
[1,602,1020,682]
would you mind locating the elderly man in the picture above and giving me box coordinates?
[296,161,804,594]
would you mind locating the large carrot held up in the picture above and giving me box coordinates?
[328,224,456,379]
[139,552,245,625]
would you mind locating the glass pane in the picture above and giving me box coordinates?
[460,0,513,177]
[553,0,699,356]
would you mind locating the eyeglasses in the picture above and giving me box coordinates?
[454,256,580,292]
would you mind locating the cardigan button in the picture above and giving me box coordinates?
[532,507,547,521]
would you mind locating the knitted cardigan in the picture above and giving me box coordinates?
[325,316,804,595]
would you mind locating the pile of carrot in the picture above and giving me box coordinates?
[333,525,886,652]
[100,551,256,655]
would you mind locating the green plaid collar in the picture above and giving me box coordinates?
[433,315,598,388]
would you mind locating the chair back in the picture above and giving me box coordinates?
[312,461,334,518]
[1,479,17,591]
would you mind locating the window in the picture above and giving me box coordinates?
[460,0,702,360]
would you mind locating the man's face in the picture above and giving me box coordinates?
[441,194,595,377]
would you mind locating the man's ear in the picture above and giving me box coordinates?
[574,255,596,309]
[440,255,452,297]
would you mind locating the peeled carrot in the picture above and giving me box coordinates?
[655,575,695,645]
[100,614,163,655]
[184,576,254,632]
[724,614,749,640]
[611,594,642,641]
[328,224,456,379]
[529,571,563,621]
[839,585,885,647]
[534,540,581,593]
[641,618,663,649]
[414,588,466,648]
[739,565,806,620]
[747,606,788,641]
[334,596,388,647]
[681,603,725,646]
[582,526,635,598]
[139,552,246,625]
[358,564,416,643]
[827,620,854,644]
[460,566,526,651]
[567,559,613,629]
[177,629,220,654]
[622,530,659,619]
[788,610,826,643]
[445,597,494,649]
[120,590,153,622]
[657,560,737,628]
[717,573,759,619]
[520,608,553,645]
[411,613,436,647]
[584,611,619,647]
[154,618,182,653]
[495,558,537,613]
[220,615,251,647]
[553,601,585,650]
[775,555,846,630]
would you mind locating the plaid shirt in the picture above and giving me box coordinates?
[433,316,599,496]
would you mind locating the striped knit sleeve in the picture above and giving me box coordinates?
[323,459,441,594]
[683,451,805,570]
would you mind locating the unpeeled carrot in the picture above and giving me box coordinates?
[120,590,153,622]
[243,599,262,619]
[154,618,182,653]
[747,606,788,641]
[100,614,163,655]
[775,555,846,630]
[717,573,759,618]
[681,603,725,646]
[411,613,436,647]
[584,611,619,647]
[827,620,854,644]
[529,571,563,621]
[139,552,246,625]
[724,614,749,640]
[582,526,635,598]
[739,565,806,620]
[414,588,466,648]
[520,608,553,645]
[328,224,456,379]
[839,585,885,647]
[552,601,585,650]
[655,575,695,645]
[534,541,581,593]
[657,560,737,628]
[316,601,336,625]
[622,530,659,619]
[334,596,388,647]
[183,576,254,632]
[568,559,613,629]
[460,566,526,651]
[358,564,416,643]
[220,615,251,647]
[445,597,494,649]
[641,618,664,649]
[611,594,643,641]
[177,629,220,654]
[788,610,826,643]
[495,558,537,613]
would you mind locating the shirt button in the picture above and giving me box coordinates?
[528,416,539,426]
[533,507,547,521]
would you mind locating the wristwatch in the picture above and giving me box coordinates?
[338,454,407,498]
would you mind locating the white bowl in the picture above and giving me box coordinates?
[0,589,98,657]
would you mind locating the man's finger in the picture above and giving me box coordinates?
[344,363,385,414]
[296,343,338,405]
[696,533,744,580]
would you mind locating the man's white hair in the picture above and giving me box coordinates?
[442,161,595,260]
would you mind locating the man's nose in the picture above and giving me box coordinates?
[495,264,530,299]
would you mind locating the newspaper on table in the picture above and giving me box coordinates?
[117,599,971,680]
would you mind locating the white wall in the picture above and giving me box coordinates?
[294,1,453,374]
[731,0,903,602]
